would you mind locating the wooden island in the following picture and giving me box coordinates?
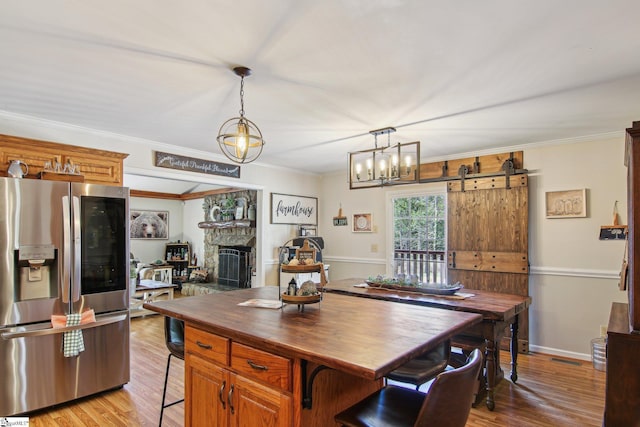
[144,286,482,427]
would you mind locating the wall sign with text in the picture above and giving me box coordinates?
[270,193,318,225]
[154,151,240,178]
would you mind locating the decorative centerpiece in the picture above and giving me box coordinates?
[281,280,322,306]
[365,274,463,295]
[280,240,326,311]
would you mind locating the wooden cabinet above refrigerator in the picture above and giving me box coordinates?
[0,134,128,186]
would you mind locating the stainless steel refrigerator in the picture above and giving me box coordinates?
[0,178,130,416]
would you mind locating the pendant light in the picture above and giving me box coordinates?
[348,127,420,189]
[217,66,265,164]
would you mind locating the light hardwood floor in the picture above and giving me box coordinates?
[28,311,606,426]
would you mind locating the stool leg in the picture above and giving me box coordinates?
[159,353,173,427]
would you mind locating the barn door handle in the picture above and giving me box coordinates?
[451,251,456,268]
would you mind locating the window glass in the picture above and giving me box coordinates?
[392,193,446,284]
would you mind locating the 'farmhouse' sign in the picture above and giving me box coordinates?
[270,193,318,225]
[154,151,240,179]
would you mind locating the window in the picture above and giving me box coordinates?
[391,193,446,284]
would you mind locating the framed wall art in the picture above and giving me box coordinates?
[353,213,373,232]
[270,193,318,225]
[130,210,169,239]
[545,189,587,218]
[299,225,317,237]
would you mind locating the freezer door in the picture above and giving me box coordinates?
[0,311,130,416]
[0,178,70,327]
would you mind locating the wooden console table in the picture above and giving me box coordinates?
[151,266,173,284]
[323,278,531,410]
[144,287,481,426]
[130,281,176,318]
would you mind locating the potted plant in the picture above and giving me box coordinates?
[222,196,235,221]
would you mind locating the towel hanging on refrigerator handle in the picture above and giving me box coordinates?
[51,309,96,357]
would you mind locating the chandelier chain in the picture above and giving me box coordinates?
[239,77,245,117]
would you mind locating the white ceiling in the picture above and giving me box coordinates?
[122,173,227,194]
[1,1,640,176]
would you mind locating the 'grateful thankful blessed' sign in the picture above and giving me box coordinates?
[154,151,240,178]
[270,193,318,225]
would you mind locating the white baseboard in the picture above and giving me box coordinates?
[528,344,591,362]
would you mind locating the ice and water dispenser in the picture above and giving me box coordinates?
[17,245,57,301]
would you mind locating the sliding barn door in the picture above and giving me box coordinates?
[447,174,529,352]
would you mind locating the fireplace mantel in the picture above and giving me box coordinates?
[198,220,255,229]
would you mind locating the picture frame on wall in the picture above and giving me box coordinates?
[130,210,169,239]
[270,193,318,225]
[545,189,587,218]
[299,225,317,237]
[353,213,373,232]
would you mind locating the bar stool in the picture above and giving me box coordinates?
[450,334,487,367]
[159,316,185,427]
[386,340,450,390]
[335,349,483,427]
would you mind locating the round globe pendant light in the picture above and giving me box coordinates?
[217,66,265,164]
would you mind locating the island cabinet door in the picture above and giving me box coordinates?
[185,354,228,427]
[229,373,292,427]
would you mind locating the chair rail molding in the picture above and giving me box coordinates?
[530,266,620,280]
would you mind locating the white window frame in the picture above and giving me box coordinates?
[385,184,447,281]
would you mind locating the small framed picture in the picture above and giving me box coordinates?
[545,189,587,218]
[235,206,244,220]
[353,213,372,232]
[299,225,317,237]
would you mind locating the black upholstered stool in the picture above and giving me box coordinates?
[335,349,483,427]
[159,316,185,427]
[386,339,450,390]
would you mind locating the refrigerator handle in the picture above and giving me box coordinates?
[62,195,71,303]
[72,196,81,302]
[1,312,127,339]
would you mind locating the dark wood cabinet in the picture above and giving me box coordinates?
[604,121,640,426]
[165,242,190,281]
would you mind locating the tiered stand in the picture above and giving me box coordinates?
[278,239,327,311]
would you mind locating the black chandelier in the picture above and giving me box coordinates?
[348,127,420,189]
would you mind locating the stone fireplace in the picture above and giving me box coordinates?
[200,190,257,286]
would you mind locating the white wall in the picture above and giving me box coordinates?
[182,198,205,267]
[525,135,628,359]
[319,134,628,360]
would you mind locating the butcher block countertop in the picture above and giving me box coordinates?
[144,286,482,380]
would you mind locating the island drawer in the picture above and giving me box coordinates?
[231,342,292,390]
[185,325,229,365]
